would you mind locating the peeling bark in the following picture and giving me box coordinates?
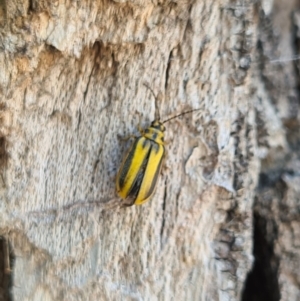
[0,0,299,300]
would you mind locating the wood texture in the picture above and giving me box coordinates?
[0,0,299,300]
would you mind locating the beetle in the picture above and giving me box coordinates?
[116,85,199,206]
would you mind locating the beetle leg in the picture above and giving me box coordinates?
[121,197,136,207]
[137,115,144,135]
[117,134,136,142]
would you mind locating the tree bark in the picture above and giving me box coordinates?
[0,0,299,300]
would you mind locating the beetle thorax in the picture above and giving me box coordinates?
[143,121,165,145]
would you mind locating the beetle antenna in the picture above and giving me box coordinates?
[143,83,160,120]
[162,108,201,124]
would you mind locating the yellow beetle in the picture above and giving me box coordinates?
[116,85,198,206]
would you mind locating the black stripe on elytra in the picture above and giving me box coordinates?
[143,144,165,200]
[119,137,152,193]
[118,138,141,189]
[129,141,165,202]
[127,143,152,202]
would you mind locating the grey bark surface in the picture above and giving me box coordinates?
[0,0,299,300]
[243,1,300,301]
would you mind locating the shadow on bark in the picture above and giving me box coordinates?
[0,236,14,301]
[242,173,283,301]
